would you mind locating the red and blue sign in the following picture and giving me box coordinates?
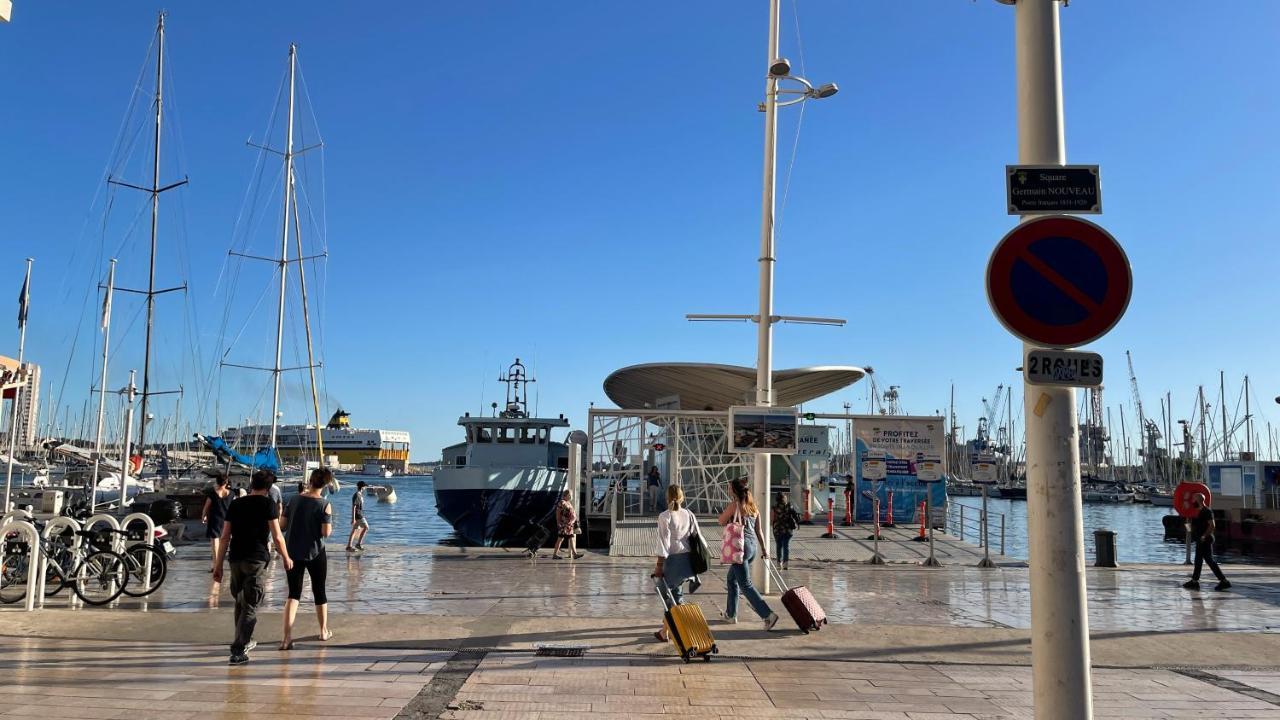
[986,215,1131,348]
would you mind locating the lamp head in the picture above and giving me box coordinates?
[769,57,791,77]
[813,82,839,99]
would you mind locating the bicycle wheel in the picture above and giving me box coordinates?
[121,544,167,597]
[74,550,128,606]
[0,551,33,604]
[43,543,73,597]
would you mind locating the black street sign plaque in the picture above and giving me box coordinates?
[1006,164,1101,215]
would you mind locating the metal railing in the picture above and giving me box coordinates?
[946,501,1006,556]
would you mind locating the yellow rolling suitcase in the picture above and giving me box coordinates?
[653,576,718,662]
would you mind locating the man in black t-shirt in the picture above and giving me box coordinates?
[1183,493,1230,591]
[214,469,293,665]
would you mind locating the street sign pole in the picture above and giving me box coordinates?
[1010,1,1093,717]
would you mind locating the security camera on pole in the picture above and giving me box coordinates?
[988,2,1133,718]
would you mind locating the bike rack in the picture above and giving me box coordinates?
[83,514,124,554]
[1,508,34,528]
[121,512,156,595]
[0,519,41,611]
[38,517,82,604]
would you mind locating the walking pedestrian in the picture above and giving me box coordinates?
[653,484,699,642]
[1184,493,1231,591]
[551,489,584,560]
[718,478,779,630]
[279,467,334,650]
[213,469,293,665]
[647,465,663,511]
[346,480,369,552]
[201,473,232,574]
[771,491,799,570]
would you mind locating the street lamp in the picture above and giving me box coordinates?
[750,2,839,591]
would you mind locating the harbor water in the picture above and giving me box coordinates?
[949,496,1261,565]
[345,476,1216,564]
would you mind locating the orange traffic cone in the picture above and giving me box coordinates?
[913,500,928,542]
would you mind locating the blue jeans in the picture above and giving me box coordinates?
[658,552,694,608]
[775,534,791,564]
[726,538,773,620]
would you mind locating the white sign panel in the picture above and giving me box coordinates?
[1025,349,1103,387]
[916,455,943,482]
[861,453,887,481]
[854,417,946,480]
[796,425,832,460]
[730,406,799,454]
[971,452,998,484]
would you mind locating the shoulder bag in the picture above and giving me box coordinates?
[687,511,711,574]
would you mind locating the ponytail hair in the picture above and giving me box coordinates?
[666,484,685,511]
[730,477,758,517]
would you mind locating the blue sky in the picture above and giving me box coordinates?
[1,1,1277,461]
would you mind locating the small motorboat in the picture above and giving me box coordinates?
[371,485,397,503]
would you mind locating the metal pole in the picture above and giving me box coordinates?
[92,260,116,493]
[752,0,782,593]
[120,371,137,509]
[3,259,32,512]
[1010,1,1093,716]
[138,12,165,455]
[979,484,996,567]
[269,44,298,453]
[922,489,940,566]
[1220,371,1229,461]
[869,493,884,564]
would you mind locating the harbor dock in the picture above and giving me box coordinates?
[5,541,1280,719]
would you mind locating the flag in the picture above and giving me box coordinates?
[101,285,112,330]
[16,275,28,330]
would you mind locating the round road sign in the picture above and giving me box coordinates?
[986,215,1131,348]
[1174,482,1211,519]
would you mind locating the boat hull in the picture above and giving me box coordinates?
[432,466,567,546]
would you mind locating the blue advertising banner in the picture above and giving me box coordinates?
[850,416,947,524]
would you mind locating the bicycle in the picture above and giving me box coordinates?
[1,527,130,606]
[103,526,168,597]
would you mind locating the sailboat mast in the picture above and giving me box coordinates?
[139,11,165,456]
[1220,370,1229,461]
[92,260,116,490]
[1245,374,1252,455]
[292,188,325,466]
[269,44,298,452]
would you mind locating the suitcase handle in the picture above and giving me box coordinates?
[652,574,677,612]
[765,559,791,593]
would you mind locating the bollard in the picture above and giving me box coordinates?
[913,501,927,542]
[1093,529,1118,568]
[842,488,853,526]
[822,497,836,539]
[801,488,812,524]
[883,490,895,527]
[868,496,885,565]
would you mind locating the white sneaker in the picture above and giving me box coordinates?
[719,611,737,624]
[764,613,779,631]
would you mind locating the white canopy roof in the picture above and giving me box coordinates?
[603,363,865,412]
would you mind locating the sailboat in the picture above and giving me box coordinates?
[199,43,332,490]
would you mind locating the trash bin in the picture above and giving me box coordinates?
[1094,529,1117,567]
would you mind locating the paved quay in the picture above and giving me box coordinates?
[5,543,1280,718]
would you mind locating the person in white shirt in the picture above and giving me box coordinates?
[652,484,698,643]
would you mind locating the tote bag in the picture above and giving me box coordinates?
[687,512,711,574]
[720,508,745,565]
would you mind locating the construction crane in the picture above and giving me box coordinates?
[978,384,1006,443]
[1126,351,1161,482]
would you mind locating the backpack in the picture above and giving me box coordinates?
[774,503,799,536]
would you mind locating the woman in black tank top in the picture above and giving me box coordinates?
[279,467,334,650]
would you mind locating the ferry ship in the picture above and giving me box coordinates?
[220,410,411,472]
[433,359,577,546]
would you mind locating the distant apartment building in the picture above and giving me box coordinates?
[2,362,40,451]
